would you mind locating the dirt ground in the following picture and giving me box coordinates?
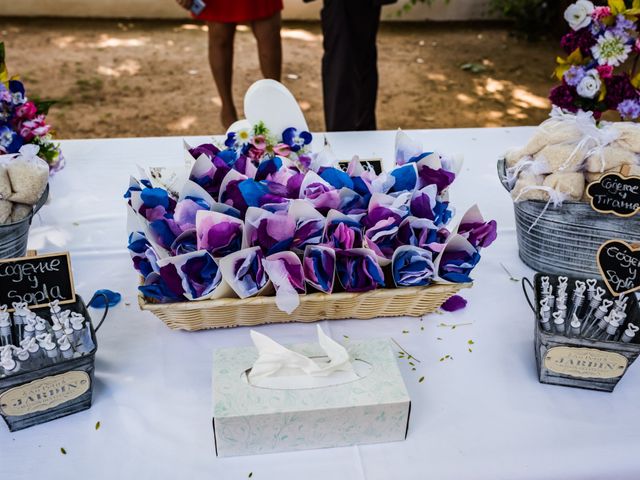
[0,18,559,138]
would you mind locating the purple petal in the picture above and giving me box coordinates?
[440,294,468,312]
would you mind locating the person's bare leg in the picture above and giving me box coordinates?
[207,21,238,129]
[251,12,282,80]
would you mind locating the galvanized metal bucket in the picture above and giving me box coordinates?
[523,273,640,392]
[497,159,640,276]
[0,184,49,259]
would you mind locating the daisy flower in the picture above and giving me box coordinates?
[591,31,632,67]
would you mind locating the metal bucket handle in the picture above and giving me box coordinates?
[496,158,511,192]
[521,277,536,314]
[31,183,49,218]
[87,292,110,332]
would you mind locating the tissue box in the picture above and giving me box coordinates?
[212,338,411,457]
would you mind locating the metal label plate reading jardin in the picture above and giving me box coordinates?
[544,346,627,379]
[0,371,90,417]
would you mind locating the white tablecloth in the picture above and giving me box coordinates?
[2,128,639,480]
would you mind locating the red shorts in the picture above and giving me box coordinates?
[195,0,283,23]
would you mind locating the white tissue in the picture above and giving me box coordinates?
[247,326,358,388]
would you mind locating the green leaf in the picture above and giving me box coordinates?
[418,376,425,383]
[402,330,409,334]
[60,447,67,455]
[468,340,474,345]
[32,98,57,115]
[95,421,101,430]
[248,473,253,478]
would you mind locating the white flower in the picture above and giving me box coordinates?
[576,69,601,99]
[235,128,252,146]
[591,31,632,67]
[564,0,594,31]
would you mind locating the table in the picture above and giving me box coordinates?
[2,128,639,480]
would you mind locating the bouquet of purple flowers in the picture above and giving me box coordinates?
[550,0,640,121]
[126,127,497,314]
[0,42,64,173]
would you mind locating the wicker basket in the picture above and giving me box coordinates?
[139,282,470,331]
[497,159,640,276]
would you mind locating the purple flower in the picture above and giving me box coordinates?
[158,263,187,299]
[8,80,25,105]
[292,218,325,252]
[149,217,180,250]
[363,205,403,229]
[458,220,498,249]
[324,218,363,250]
[392,246,435,287]
[139,272,184,302]
[563,65,586,87]
[301,182,340,215]
[410,185,452,226]
[365,216,401,262]
[282,127,312,153]
[128,232,155,277]
[196,212,243,257]
[0,125,22,153]
[190,155,232,199]
[266,253,306,293]
[174,198,207,231]
[438,248,481,283]
[248,212,296,255]
[617,98,640,120]
[228,248,268,298]
[610,14,634,39]
[336,249,385,292]
[189,143,220,160]
[178,252,221,299]
[220,179,249,212]
[549,84,578,112]
[560,29,596,55]
[396,217,449,252]
[303,245,336,293]
[418,165,456,193]
[605,74,637,109]
[170,229,198,256]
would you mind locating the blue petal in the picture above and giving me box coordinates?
[407,152,433,164]
[390,164,417,192]
[320,167,354,190]
[237,179,269,207]
[217,149,238,166]
[141,188,170,209]
[300,131,312,145]
[224,132,236,148]
[282,127,296,145]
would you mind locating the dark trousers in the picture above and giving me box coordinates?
[321,0,381,132]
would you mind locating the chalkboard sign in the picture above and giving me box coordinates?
[338,158,383,175]
[0,252,76,311]
[586,173,640,217]
[597,240,640,297]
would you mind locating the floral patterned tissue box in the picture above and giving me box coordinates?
[212,338,411,457]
